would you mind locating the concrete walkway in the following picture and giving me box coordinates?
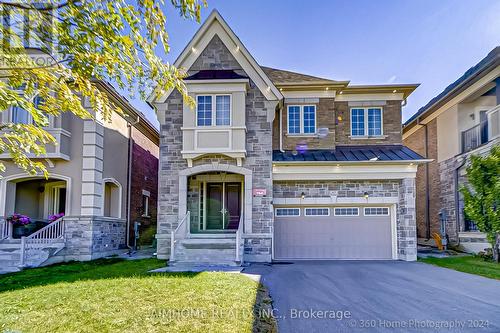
[244,261,500,333]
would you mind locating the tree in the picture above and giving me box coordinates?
[0,0,205,176]
[461,146,500,262]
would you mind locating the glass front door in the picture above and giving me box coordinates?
[205,182,241,231]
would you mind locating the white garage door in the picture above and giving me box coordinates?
[274,207,393,260]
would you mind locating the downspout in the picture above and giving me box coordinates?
[417,117,431,240]
[126,116,140,251]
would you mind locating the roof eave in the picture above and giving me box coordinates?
[272,159,433,165]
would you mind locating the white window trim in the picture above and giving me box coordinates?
[287,105,317,135]
[349,107,384,138]
[275,207,301,217]
[304,207,330,216]
[333,207,360,216]
[196,94,232,127]
[364,207,390,216]
[101,178,123,219]
[142,190,150,218]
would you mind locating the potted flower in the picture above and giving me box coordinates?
[7,214,31,238]
[48,213,64,223]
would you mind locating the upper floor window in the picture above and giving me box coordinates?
[288,105,316,134]
[197,95,231,126]
[10,95,44,125]
[351,107,383,137]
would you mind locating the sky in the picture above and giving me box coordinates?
[128,0,500,128]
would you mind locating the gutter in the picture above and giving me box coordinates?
[279,103,284,153]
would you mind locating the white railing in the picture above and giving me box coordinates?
[20,217,66,267]
[1,218,10,240]
[170,211,190,262]
[235,215,243,263]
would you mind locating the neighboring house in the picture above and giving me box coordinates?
[403,47,500,253]
[148,10,428,266]
[0,77,159,272]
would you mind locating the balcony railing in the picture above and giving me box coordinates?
[461,105,500,154]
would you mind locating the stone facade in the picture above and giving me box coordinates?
[273,179,417,261]
[48,216,126,264]
[438,139,500,243]
[156,35,275,261]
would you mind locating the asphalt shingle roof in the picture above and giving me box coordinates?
[261,66,340,85]
[273,145,425,162]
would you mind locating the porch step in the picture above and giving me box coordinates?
[189,233,236,239]
[172,235,243,266]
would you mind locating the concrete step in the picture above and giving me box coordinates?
[0,239,22,245]
[189,233,236,239]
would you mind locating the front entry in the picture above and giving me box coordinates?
[206,182,241,230]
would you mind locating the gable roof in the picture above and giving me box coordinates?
[147,10,282,104]
[261,66,345,86]
[404,46,500,130]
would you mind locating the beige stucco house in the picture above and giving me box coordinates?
[148,11,429,266]
[0,78,159,273]
[403,47,499,253]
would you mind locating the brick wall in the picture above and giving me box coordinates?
[403,119,440,239]
[335,100,403,145]
[130,141,158,246]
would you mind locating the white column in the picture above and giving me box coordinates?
[80,119,104,216]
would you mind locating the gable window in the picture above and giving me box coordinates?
[275,208,300,217]
[197,94,231,126]
[350,107,383,137]
[287,105,316,134]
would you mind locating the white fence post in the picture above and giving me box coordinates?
[20,236,26,267]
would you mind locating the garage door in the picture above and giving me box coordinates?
[274,207,393,260]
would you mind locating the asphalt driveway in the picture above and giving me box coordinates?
[244,261,500,333]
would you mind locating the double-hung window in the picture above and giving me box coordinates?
[197,95,231,126]
[350,107,383,137]
[288,105,316,134]
[11,95,44,125]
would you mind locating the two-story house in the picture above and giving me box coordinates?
[403,47,500,253]
[0,76,159,272]
[148,10,428,266]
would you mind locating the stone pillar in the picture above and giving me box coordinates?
[398,178,417,261]
[80,119,104,216]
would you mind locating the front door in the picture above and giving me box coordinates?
[205,182,241,230]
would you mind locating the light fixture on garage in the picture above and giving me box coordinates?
[363,192,369,199]
[300,192,306,200]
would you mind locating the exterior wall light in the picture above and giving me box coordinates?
[301,192,306,200]
[363,192,369,199]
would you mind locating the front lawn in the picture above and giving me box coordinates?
[0,258,275,333]
[420,255,500,280]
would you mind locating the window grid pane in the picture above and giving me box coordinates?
[334,207,359,216]
[288,106,301,134]
[351,109,365,136]
[12,106,30,124]
[303,106,316,134]
[197,95,212,126]
[368,108,382,136]
[364,207,389,216]
[305,208,329,216]
[275,208,300,217]
[216,95,230,125]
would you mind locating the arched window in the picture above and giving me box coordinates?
[103,179,122,218]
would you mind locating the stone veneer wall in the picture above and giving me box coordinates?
[47,216,126,264]
[156,35,275,262]
[273,179,417,261]
[439,139,500,243]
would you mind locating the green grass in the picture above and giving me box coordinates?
[420,255,500,280]
[0,259,273,333]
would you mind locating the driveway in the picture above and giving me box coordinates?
[244,261,500,333]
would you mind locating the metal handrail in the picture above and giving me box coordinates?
[170,211,190,262]
[0,218,9,240]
